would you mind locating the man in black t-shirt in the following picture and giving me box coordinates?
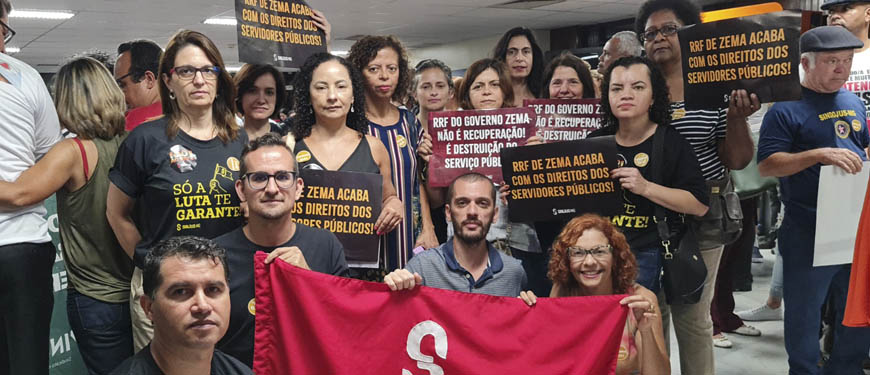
[110,236,251,375]
[214,134,349,366]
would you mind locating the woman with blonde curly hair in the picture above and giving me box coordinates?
[521,214,670,375]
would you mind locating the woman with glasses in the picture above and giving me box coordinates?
[234,63,286,140]
[106,30,247,352]
[492,27,545,105]
[520,214,670,375]
[289,52,403,270]
[0,57,132,374]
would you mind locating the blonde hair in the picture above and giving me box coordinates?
[54,57,126,140]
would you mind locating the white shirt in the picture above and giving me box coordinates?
[0,53,62,246]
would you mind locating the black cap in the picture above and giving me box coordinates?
[821,0,869,10]
[800,26,864,53]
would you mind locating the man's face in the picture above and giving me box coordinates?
[598,38,622,74]
[142,256,230,350]
[804,49,855,93]
[114,51,155,109]
[827,3,870,38]
[446,179,497,244]
[643,10,684,67]
[236,146,302,220]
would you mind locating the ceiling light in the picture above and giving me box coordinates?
[226,65,243,73]
[332,50,348,56]
[203,17,237,26]
[9,10,75,20]
[5,47,21,54]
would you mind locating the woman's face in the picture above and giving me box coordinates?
[362,47,400,100]
[416,68,453,112]
[548,65,584,99]
[608,63,653,122]
[164,45,218,113]
[241,73,277,121]
[568,228,614,295]
[468,68,504,110]
[505,35,533,80]
[310,60,354,122]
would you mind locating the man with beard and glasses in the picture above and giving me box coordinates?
[383,173,526,296]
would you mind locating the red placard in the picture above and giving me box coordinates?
[524,98,603,142]
[427,108,536,187]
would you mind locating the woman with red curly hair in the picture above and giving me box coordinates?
[521,214,670,375]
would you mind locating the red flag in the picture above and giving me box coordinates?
[844,175,870,327]
[253,252,629,375]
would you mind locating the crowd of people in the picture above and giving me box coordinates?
[1,0,870,373]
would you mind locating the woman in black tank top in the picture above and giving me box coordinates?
[288,53,405,261]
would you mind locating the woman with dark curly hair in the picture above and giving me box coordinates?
[588,56,707,295]
[289,53,404,254]
[348,35,433,275]
[492,27,544,104]
[520,214,670,375]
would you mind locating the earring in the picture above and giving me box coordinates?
[169,91,176,100]
[351,105,355,113]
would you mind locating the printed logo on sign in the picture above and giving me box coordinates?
[397,135,408,148]
[835,120,850,139]
[296,150,312,163]
[227,157,240,172]
[634,153,649,168]
[553,208,577,216]
[248,298,256,316]
[169,145,198,173]
[852,119,862,132]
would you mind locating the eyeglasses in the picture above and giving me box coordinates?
[640,24,680,42]
[567,245,613,260]
[242,171,297,190]
[0,19,15,44]
[169,65,221,80]
[115,71,138,88]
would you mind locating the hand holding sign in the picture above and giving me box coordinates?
[726,89,761,119]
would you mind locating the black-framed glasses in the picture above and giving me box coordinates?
[115,70,138,88]
[567,244,613,260]
[0,19,15,44]
[242,171,297,190]
[640,24,680,42]
[169,65,221,80]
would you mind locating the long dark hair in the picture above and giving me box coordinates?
[492,27,544,98]
[599,56,671,129]
[541,53,596,99]
[289,53,369,140]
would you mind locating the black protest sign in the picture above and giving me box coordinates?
[501,136,621,222]
[428,108,536,187]
[234,0,326,69]
[524,98,602,142]
[292,170,382,264]
[679,10,801,110]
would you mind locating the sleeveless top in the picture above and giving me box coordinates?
[367,108,419,270]
[58,135,134,303]
[294,137,379,173]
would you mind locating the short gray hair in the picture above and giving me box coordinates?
[801,52,816,69]
[611,31,643,57]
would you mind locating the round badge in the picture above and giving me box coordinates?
[296,150,312,163]
[671,108,686,120]
[835,120,850,139]
[247,298,256,316]
[397,135,408,148]
[634,152,650,168]
[617,346,629,360]
[227,157,240,171]
[852,119,862,132]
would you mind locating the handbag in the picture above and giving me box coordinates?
[694,177,744,249]
[650,125,707,305]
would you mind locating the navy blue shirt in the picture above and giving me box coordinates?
[758,87,870,218]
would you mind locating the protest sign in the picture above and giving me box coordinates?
[292,170,381,265]
[501,137,621,222]
[427,108,536,187]
[234,0,326,69]
[524,98,602,142]
[253,252,628,375]
[678,10,801,110]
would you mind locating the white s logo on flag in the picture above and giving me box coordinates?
[402,320,447,375]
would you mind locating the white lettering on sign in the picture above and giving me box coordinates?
[401,320,447,375]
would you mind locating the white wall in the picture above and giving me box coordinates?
[408,29,551,72]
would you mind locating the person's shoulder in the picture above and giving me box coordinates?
[125,117,169,142]
[292,223,339,243]
[589,126,615,138]
[213,349,253,375]
[408,245,448,267]
[836,88,866,107]
[0,53,40,79]
[213,226,246,247]
[496,251,525,276]
[108,348,158,375]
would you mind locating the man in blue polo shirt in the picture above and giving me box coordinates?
[384,173,526,297]
[758,25,870,374]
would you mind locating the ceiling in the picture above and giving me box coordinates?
[7,0,654,72]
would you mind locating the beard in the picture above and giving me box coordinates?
[451,216,491,245]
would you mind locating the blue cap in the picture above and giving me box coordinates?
[821,0,869,10]
[800,26,864,53]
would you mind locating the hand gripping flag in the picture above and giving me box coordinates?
[253,252,629,374]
